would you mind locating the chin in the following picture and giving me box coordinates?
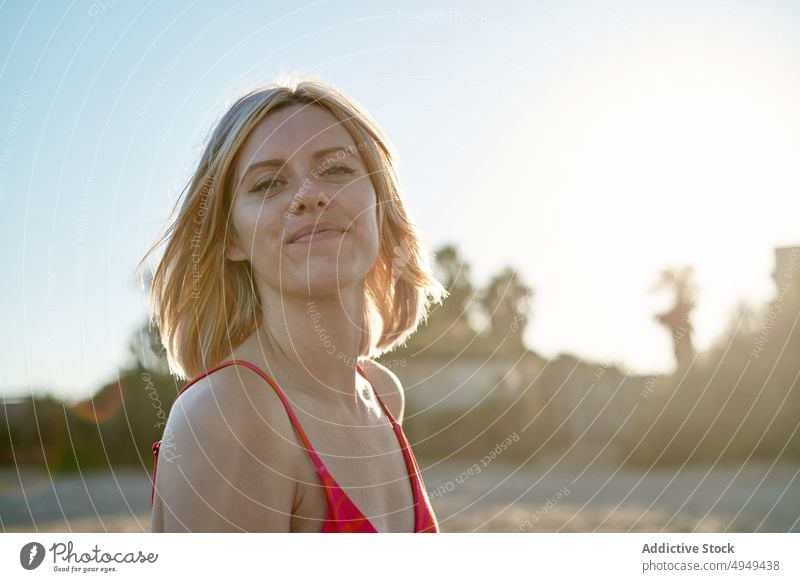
[285,269,366,296]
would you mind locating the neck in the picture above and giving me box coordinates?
[244,281,368,406]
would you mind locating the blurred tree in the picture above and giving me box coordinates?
[478,267,533,356]
[625,247,800,466]
[126,318,170,376]
[400,244,479,356]
[651,265,697,370]
[127,269,170,375]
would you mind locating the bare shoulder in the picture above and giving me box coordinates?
[358,357,406,424]
[152,365,301,532]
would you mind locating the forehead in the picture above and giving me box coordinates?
[236,104,357,172]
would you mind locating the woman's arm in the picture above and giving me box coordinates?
[152,375,299,532]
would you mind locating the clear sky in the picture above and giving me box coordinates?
[1,0,799,400]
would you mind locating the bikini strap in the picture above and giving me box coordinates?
[356,364,429,529]
[150,359,245,506]
[150,359,330,507]
[219,359,329,474]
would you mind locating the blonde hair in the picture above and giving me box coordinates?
[137,74,447,380]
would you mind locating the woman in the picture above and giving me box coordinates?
[138,75,447,532]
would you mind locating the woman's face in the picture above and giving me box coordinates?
[226,104,380,296]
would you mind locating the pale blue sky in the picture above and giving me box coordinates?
[2,0,799,400]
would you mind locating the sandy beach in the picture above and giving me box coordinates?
[2,455,797,533]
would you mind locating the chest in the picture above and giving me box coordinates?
[288,410,417,533]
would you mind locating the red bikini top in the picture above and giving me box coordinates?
[150,359,439,533]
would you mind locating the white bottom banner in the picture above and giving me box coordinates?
[1,533,796,581]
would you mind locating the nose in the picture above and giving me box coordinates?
[288,179,330,214]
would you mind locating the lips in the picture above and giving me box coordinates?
[291,229,342,243]
[286,221,346,244]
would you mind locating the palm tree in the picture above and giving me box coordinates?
[478,267,533,355]
[651,265,697,370]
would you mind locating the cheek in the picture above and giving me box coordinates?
[357,209,381,260]
[231,212,255,247]
[346,183,379,226]
[231,205,281,251]
[346,207,379,251]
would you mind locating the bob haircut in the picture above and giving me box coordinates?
[137,74,447,380]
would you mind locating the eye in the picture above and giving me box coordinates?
[249,177,285,195]
[322,164,355,177]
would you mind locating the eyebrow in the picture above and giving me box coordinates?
[240,146,357,182]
